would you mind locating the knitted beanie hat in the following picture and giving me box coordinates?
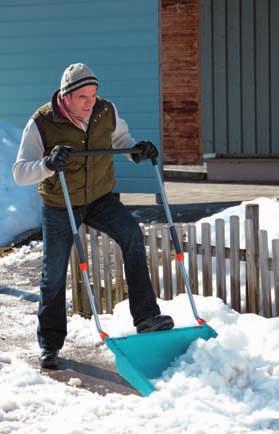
[60,63,99,97]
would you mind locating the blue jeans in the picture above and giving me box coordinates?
[38,193,160,349]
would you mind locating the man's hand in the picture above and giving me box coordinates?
[45,145,72,171]
[131,140,159,163]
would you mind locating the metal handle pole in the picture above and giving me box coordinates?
[152,162,204,325]
[69,148,142,157]
[58,171,108,340]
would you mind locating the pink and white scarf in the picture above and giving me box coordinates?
[57,91,90,131]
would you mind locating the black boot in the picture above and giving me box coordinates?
[136,314,174,333]
[39,348,59,369]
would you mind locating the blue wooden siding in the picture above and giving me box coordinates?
[0,0,161,193]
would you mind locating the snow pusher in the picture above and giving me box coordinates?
[59,148,217,396]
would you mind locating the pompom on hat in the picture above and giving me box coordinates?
[60,63,99,97]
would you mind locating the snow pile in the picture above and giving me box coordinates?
[1,297,279,433]
[0,119,41,246]
[195,196,279,250]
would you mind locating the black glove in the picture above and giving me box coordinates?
[45,145,72,171]
[132,140,159,163]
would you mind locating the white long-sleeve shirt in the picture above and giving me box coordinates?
[13,104,135,186]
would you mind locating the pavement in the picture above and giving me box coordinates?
[121,169,279,224]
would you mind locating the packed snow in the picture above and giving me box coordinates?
[1,119,279,433]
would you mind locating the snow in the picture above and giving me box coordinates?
[0,120,41,247]
[195,196,279,250]
[1,119,279,433]
[1,294,279,433]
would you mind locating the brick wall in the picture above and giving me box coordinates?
[161,0,201,164]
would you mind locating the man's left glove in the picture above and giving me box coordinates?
[131,140,159,163]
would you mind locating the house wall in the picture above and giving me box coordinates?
[200,0,279,157]
[200,0,279,181]
[161,0,201,164]
[0,0,161,193]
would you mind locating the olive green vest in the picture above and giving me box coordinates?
[33,92,116,207]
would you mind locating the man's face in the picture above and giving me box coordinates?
[68,85,97,119]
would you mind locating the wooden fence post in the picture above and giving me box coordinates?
[188,224,199,295]
[113,241,125,304]
[175,223,185,295]
[201,222,212,296]
[88,227,102,313]
[245,204,259,311]
[272,239,279,317]
[148,225,160,297]
[161,224,172,299]
[70,247,83,314]
[216,218,226,303]
[230,215,241,312]
[259,230,271,317]
[70,225,92,318]
[245,219,259,313]
[101,233,113,314]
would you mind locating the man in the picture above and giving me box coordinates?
[13,63,174,369]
